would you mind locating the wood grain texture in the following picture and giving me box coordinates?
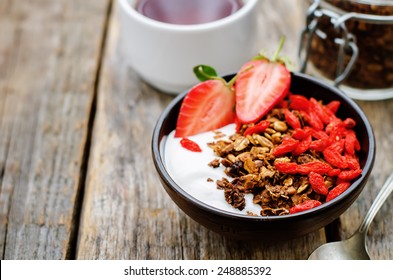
[0,0,110,259]
[76,0,327,260]
[2,0,392,260]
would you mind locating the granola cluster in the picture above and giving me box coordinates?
[207,99,360,216]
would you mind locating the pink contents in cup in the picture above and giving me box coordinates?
[135,0,244,25]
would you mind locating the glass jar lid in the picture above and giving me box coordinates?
[318,0,393,22]
[343,0,393,8]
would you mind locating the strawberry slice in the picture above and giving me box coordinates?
[235,59,290,124]
[175,79,235,138]
[235,37,291,124]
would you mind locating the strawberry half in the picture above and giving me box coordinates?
[235,38,291,124]
[235,59,290,124]
[175,79,235,138]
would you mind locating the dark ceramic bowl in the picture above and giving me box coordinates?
[152,72,375,240]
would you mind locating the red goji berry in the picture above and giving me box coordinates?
[272,137,299,157]
[243,120,270,136]
[325,119,344,136]
[329,139,345,154]
[292,134,312,156]
[297,161,333,175]
[338,169,362,181]
[309,138,330,152]
[311,130,329,140]
[354,137,361,151]
[343,118,356,128]
[309,172,329,195]
[328,168,341,177]
[289,200,322,214]
[274,160,298,174]
[323,147,348,169]
[180,137,202,152]
[344,133,356,155]
[289,94,311,111]
[310,97,332,124]
[278,99,289,108]
[284,108,301,129]
[303,126,314,134]
[309,111,324,131]
[344,130,361,154]
[344,154,361,170]
[301,110,324,131]
[323,108,337,123]
[326,182,351,202]
[325,100,340,114]
[292,128,309,140]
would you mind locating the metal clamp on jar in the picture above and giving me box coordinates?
[299,0,393,100]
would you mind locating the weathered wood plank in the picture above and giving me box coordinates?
[76,0,327,260]
[0,0,110,259]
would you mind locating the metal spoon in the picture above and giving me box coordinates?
[308,173,393,260]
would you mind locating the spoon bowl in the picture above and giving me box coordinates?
[308,173,393,260]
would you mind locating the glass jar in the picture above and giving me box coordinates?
[299,0,393,100]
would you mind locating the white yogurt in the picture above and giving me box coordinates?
[164,123,262,215]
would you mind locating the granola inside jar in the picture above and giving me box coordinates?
[301,0,393,100]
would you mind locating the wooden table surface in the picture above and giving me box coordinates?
[1,0,392,260]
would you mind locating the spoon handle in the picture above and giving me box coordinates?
[358,173,393,234]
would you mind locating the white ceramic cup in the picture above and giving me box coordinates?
[118,0,259,94]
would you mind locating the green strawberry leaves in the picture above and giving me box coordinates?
[193,64,238,88]
[193,65,218,81]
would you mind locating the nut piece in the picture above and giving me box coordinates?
[273,121,288,132]
[271,132,282,144]
[297,181,309,194]
[253,134,274,148]
[208,158,220,168]
[234,136,250,151]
